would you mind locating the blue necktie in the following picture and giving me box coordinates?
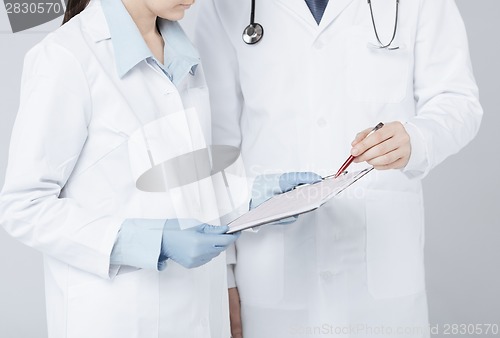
[305,0,329,25]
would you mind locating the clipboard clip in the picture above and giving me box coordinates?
[322,171,348,180]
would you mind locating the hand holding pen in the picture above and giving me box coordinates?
[334,121,412,177]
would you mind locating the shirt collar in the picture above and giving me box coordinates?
[101,0,200,82]
[158,19,200,85]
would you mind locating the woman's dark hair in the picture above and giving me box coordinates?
[62,0,91,25]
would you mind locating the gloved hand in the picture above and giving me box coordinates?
[278,172,324,193]
[160,219,239,269]
[250,171,322,209]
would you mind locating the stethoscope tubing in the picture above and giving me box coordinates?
[368,0,400,50]
[243,0,400,50]
[250,0,256,24]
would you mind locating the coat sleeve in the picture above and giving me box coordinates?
[194,0,244,148]
[403,0,483,178]
[194,0,246,286]
[0,40,123,279]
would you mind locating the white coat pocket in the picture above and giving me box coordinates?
[365,190,426,299]
[66,269,159,338]
[344,26,410,103]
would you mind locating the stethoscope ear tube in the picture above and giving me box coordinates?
[242,0,264,44]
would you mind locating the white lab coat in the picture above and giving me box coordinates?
[0,1,230,337]
[195,0,482,337]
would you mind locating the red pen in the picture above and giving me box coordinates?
[333,122,384,178]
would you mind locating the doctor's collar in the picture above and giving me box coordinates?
[101,0,200,81]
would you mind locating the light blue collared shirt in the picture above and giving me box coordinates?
[103,0,200,270]
[111,219,167,271]
[101,0,200,85]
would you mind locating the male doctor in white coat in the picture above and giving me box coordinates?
[195,0,483,337]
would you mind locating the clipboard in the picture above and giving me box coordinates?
[226,167,373,233]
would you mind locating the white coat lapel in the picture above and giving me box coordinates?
[276,0,356,31]
[318,0,356,29]
[275,0,318,27]
[82,0,110,43]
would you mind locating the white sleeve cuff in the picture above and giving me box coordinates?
[401,121,430,179]
[227,264,237,288]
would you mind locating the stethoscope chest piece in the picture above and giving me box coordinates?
[242,22,264,45]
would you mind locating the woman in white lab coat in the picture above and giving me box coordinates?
[195,0,483,337]
[0,0,240,337]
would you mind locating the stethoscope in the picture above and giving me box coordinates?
[242,0,400,50]
[367,0,400,50]
[242,0,264,44]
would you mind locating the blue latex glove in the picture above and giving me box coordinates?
[250,171,323,209]
[161,219,239,269]
[279,172,324,193]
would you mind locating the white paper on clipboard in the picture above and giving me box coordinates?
[226,167,373,233]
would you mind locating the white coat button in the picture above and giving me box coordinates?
[314,41,325,50]
[320,270,334,282]
[164,88,177,96]
[317,117,327,127]
[201,317,209,327]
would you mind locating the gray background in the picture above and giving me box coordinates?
[0,1,498,337]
